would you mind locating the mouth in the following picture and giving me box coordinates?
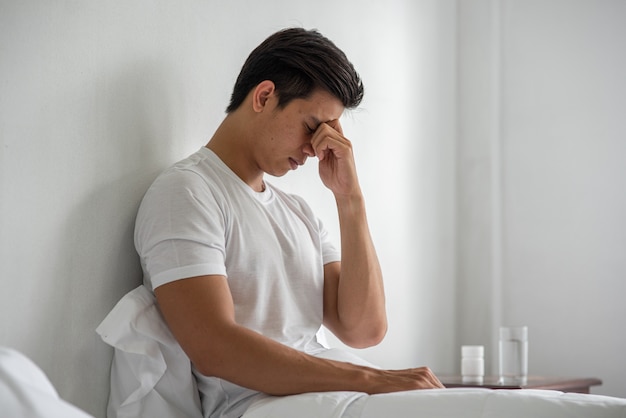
[289,157,304,170]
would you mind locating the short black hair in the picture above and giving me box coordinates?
[226,28,364,113]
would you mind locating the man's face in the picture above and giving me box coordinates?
[255,89,344,177]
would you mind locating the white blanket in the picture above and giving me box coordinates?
[244,387,626,418]
[0,347,94,418]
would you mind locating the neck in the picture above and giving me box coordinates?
[206,113,265,192]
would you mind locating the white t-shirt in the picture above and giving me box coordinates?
[134,147,341,417]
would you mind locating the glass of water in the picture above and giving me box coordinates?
[499,326,528,384]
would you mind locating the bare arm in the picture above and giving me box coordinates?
[155,275,443,395]
[312,120,387,348]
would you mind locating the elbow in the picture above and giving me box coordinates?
[343,320,388,349]
[359,323,388,348]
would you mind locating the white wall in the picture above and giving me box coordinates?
[0,1,456,416]
[501,0,626,398]
[457,0,626,397]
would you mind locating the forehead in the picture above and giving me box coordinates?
[286,89,345,123]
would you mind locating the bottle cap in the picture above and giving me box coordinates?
[461,345,484,357]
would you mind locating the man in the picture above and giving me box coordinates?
[134,28,443,417]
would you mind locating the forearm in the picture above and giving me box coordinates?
[193,320,444,395]
[333,192,387,346]
[192,321,381,395]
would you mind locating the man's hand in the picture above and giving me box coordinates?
[310,120,360,198]
[364,367,446,393]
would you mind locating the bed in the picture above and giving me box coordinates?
[3,343,626,418]
[3,287,626,418]
[92,285,626,418]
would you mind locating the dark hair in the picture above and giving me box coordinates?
[226,28,364,113]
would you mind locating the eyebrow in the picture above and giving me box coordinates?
[308,116,321,126]
[308,116,331,129]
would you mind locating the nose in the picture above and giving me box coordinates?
[303,143,315,157]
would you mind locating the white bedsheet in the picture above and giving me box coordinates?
[244,348,626,418]
[243,387,626,418]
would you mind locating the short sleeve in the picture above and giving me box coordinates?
[134,168,228,290]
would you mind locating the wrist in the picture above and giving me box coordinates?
[351,366,391,395]
[334,191,365,213]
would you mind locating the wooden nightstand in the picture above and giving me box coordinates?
[437,375,602,394]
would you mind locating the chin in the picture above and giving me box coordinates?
[266,168,289,178]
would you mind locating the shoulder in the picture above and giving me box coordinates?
[145,149,227,202]
[137,150,232,227]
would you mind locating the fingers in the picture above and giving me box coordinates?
[402,367,444,390]
[327,118,344,135]
[310,120,350,162]
[419,367,445,389]
[309,119,361,197]
[368,367,445,394]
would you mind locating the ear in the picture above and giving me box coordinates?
[252,80,276,113]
